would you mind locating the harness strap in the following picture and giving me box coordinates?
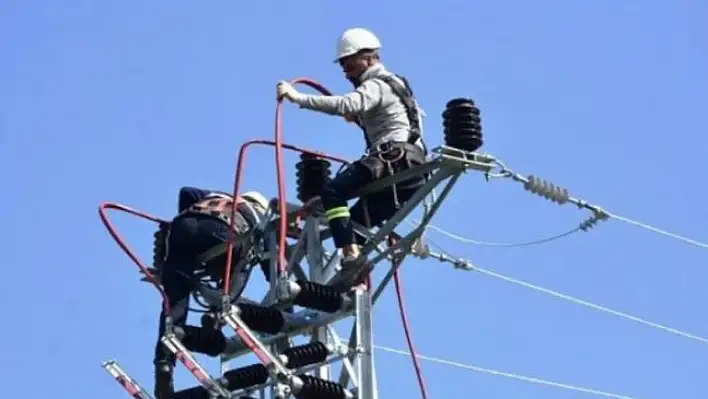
[360,73,428,154]
[180,195,261,235]
[377,74,422,145]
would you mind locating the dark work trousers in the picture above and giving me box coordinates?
[320,144,426,248]
[153,214,247,366]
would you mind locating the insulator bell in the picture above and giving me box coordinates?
[296,153,332,203]
[442,98,483,152]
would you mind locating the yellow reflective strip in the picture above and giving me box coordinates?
[325,206,350,221]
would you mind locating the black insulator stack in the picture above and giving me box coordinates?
[293,280,343,313]
[172,386,255,399]
[283,342,330,368]
[223,363,270,391]
[442,98,483,152]
[296,153,332,203]
[172,385,209,399]
[152,222,169,269]
[171,364,269,399]
[179,325,226,357]
[238,303,285,334]
[295,375,348,399]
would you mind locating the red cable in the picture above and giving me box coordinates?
[98,142,347,366]
[274,79,332,276]
[223,79,333,291]
[98,201,171,314]
[389,238,429,399]
[221,138,345,293]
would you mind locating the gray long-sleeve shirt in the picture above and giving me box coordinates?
[291,63,424,151]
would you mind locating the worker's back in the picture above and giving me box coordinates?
[355,63,423,151]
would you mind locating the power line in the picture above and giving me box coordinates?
[416,209,708,251]
[605,211,708,250]
[373,344,637,399]
[425,222,581,247]
[474,266,708,345]
[425,240,708,346]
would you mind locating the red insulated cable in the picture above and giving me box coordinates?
[394,269,430,399]
[389,238,429,399]
[97,142,346,366]
[222,79,333,293]
[98,201,276,365]
[221,139,345,295]
[98,201,171,315]
[274,78,332,275]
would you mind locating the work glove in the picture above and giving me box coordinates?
[276,81,300,102]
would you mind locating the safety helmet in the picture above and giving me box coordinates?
[242,191,270,213]
[335,28,381,62]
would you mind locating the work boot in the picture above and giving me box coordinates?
[331,254,368,291]
[153,360,174,399]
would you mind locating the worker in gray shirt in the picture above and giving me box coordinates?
[277,27,428,289]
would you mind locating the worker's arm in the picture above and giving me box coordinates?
[292,80,384,116]
[178,186,211,212]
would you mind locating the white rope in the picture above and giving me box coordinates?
[373,344,638,399]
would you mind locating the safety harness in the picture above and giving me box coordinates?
[182,195,263,235]
[351,73,429,208]
[360,73,428,155]
[182,194,268,287]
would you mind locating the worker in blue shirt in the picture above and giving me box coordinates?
[152,186,270,399]
[276,28,428,289]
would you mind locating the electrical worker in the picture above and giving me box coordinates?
[276,27,428,288]
[153,186,271,399]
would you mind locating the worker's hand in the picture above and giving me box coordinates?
[343,114,357,123]
[276,81,299,102]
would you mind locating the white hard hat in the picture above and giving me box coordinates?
[242,191,270,212]
[335,28,381,61]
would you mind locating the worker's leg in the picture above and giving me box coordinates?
[349,183,423,246]
[351,142,427,244]
[320,160,376,256]
[153,215,227,398]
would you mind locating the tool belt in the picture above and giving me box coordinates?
[360,141,427,184]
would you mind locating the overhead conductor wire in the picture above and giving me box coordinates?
[423,234,708,346]
[373,345,636,399]
[408,156,708,343]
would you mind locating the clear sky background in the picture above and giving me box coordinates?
[1,1,707,398]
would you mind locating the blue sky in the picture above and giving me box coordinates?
[2,0,707,398]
